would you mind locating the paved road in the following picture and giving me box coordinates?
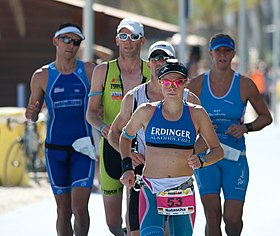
[0,122,279,235]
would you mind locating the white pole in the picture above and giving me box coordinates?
[83,0,94,62]
[178,0,187,65]
[238,0,246,74]
[272,0,279,123]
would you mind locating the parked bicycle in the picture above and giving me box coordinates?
[4,118,46,186]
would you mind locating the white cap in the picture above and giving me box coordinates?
[148,41,176,59]
[54,26,85,40]
[117,17,144,36]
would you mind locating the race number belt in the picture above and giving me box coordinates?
[156,187,195,216]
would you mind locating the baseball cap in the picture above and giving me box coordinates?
[148,41,176,59]
[117,17,144,36]
[209,36,235,51]
[54,25,85,40]
[158,59,188,79]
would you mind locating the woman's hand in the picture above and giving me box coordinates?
[131,151,145,168]
[120,170,135,189]
[226,124,247,138]
[187,154,202,169]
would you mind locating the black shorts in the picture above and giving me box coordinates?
[129,164,144,231]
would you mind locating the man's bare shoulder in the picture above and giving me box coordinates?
[83,61,96,83]
[240,74,260,100]
[240,74,255,89]
[83,61,96,72]
[120,90,134,112]
[29,65,49,94]
[93,61,108,74]
[91,62,109,84]
[32,65,48,81]
[187,90,201,105]
[188,73,204,96]
[189,73,204,85]
[122,83,146,101]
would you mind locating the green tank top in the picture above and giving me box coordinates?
[103,59,150,124]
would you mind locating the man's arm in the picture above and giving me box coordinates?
[226,76,273,138]
[109,91,146,167]
[86,63,108,137]
[242,76,272,130]
[25,68,46,121]
[84,61,96,84]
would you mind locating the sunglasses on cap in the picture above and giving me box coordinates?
[58,36,82,46]
[150,54,171,62]
[117,33,142,41]
[159,79,187,89]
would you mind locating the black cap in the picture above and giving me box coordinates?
[158,59,188,80]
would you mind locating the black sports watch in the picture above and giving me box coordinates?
[245,123,253,133]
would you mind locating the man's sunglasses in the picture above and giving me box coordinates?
[150,54,171,61]
[159,79,187,88]
[117,33,142,41]
[58,36,82,46]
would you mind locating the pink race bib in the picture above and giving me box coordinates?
[156,188,195,215]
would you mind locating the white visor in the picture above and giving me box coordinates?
[54,26,85,40]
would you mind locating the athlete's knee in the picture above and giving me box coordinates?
[57,206,72,223]
[107,222,123,235]
[223,206,243,231]
[72,204,89,222]
[224,215,243,235]
[105,216,123,235]
[204,206,222,223]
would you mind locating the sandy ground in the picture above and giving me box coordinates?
[0,176,52,214]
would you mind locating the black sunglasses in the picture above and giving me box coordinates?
[58,36,82,46]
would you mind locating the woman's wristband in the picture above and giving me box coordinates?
[99,124,106,133]
[121,157,133,173]
[122,127,136,140]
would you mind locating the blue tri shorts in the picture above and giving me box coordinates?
[45,147,95,195]
[194,156,249,201]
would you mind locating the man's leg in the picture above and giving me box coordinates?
[103,193,125,236]
[100,137,125,235]
[223,199,244,236]
[201,194,222,236]
[54,192,73,236]
[72,187,92,236]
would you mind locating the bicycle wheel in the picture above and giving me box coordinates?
[4,139,28,187]
[30,141,46,173]
[37,142,46,172]
[29,142,46,184]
